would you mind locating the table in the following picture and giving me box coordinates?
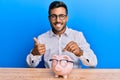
[0,68,120,80]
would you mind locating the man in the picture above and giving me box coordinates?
[26,1,97,68]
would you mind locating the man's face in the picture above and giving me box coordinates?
[49,7,68,34]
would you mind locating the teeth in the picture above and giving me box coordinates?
[56,24,61,27]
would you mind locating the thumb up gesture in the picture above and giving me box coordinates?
[31,37,46,56]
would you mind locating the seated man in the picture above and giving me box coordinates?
[26,1,97,68]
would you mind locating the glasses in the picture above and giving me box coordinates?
[49,59,73,67]
[49,14,67,20]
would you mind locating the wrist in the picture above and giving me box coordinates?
[77,48,83,57]
[31,49,36,56]
[31,48,39,56]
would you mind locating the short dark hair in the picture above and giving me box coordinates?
[48,1,68,15]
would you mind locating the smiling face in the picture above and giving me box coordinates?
[49,7,68,35]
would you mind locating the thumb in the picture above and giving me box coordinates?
[62,47,67,52]
[33,37,39,46]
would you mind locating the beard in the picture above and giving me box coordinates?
[51,22,67,34]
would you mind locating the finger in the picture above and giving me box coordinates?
[64,41,72,50]
[37,44,45,50]
[69,42,79,50]
[71,46,76,51]
[72,49,77,54]
[38,46,46,51]
[38,44,45,48]
[33,37,39,46]
[40,44,45,47]
[38,48,46,54]
[67,41,75,48]
[64,41,75,51]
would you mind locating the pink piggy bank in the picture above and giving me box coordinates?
[50,55,74,78]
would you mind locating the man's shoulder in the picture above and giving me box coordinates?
[38,30,50,38]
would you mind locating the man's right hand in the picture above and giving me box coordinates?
[31,37,46,56]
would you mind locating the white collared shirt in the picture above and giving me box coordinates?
[26,27,97,68]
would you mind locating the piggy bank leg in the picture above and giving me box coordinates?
[63,75,68,78]
[55,74,59,78]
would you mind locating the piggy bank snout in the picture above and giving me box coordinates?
[54,62,63,71]
[53,59,73,71]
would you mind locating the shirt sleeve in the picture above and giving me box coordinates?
[78,32,97,67]
[26,52,42,68]
[79,53,97,67]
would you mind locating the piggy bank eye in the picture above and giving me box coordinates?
[60,60,67,67]
[49,59,58,64]
[53,60,58,64]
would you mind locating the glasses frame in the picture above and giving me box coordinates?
[49,14,67,20]
[49,59,74,64]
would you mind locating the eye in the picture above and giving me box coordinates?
[59,14,66,19]
[49,14,56,19]
[52,59,58,63]
[59,14,65,17]
[50,59,58,65]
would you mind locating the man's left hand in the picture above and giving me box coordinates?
[63,41,83,57]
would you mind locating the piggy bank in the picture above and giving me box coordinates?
[50,55,74,78]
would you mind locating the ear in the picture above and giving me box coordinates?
[66,15,68,22]
[63,55,71,60]
[48,16,50,21]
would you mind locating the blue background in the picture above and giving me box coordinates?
[0,0,120,68]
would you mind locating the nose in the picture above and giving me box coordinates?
[56,16,61,22]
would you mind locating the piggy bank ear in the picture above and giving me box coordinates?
[52,55,58,59]
[62,55,71,60]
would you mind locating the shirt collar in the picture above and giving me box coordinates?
[49,26,70,37]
